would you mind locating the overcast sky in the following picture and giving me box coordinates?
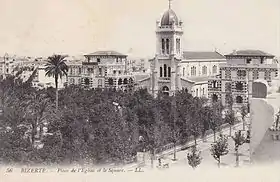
[0,0,279,58]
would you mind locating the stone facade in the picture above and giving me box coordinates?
[208,50,279,108]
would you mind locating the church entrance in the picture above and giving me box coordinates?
[162,86,169,96]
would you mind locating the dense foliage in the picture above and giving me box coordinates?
[0,72,229,165]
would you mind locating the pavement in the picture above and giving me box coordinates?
[126,119,251,171]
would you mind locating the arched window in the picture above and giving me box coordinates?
[118,78,122,85]
[108,78,114,85]
[191,66,196,76]
[176,38,180,53]
[123,78,128,84]
[160,67,163,77]
[202,66,207,75]
[164,64,167,77]
[162,39,165,54]
[236,96,243,103]
[166,39,169,54]
[168,67,171,77]
[185,88,188,93]
[212,80,217,88]
[212,65,217,74]
[236,82,243,91]
[212,94,218,102]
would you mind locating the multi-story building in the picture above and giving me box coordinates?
[66,51,135,91]
[208,50,279,108]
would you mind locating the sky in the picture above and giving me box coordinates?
[0,0,279,58]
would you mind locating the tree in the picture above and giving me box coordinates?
[240,105,248,130]
[231,130,246,167]
[45,54,69,110]
[224,109,238,136]
[210,134,229,168]
[210,102,224,142]
[187,146,202,169]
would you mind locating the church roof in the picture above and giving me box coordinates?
[226,50,274,58]
[161,9,179,26]
[182,51,225,60]
[84,51,127,57]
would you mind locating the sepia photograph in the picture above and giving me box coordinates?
[0,0,280,181]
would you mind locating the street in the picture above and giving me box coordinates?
[137,121,250,171]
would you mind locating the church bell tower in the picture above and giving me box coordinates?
[150,0,183,97]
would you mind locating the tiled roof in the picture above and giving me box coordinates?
[226,50,274,57]
[85,51,127,57]
[183,51,225,60]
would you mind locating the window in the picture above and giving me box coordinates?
[70,78,75,84]
[183,67,185,77]
[202,66,207,75]
[176,38,180,53]
[70,68,73,75]
[79,68,82,74]
[264,70,271,80]
[84,78,90,85]
[237,70,246,77]
[253,70,259,80]
[164,64,167,77]
[191,66,196,76]
[212,65,217,74]
[108,78,114,85]
[123,78,128,84]
[162,39,165,54]
[113,70,116,75]
[118,78,122,85]
[236,96,243,103]
[160,67,163,77]
[119,71,121,74]
[212,80,217,88]
[235,82,243,91]
[202,88,205,95]
[129,77,133,84]
[97,58,101,63]
[166,39,169,54]
[246,58,252,64]
[196,89,198,96]
[99,68,102,75]
[98,79,102,87]
[168,67,171,77]
[260,57,264,64]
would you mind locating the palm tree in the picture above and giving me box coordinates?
[45,54,68,110]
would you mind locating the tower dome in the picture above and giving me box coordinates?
[160,9,179,26]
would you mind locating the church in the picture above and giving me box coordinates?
[136,1,226,97]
